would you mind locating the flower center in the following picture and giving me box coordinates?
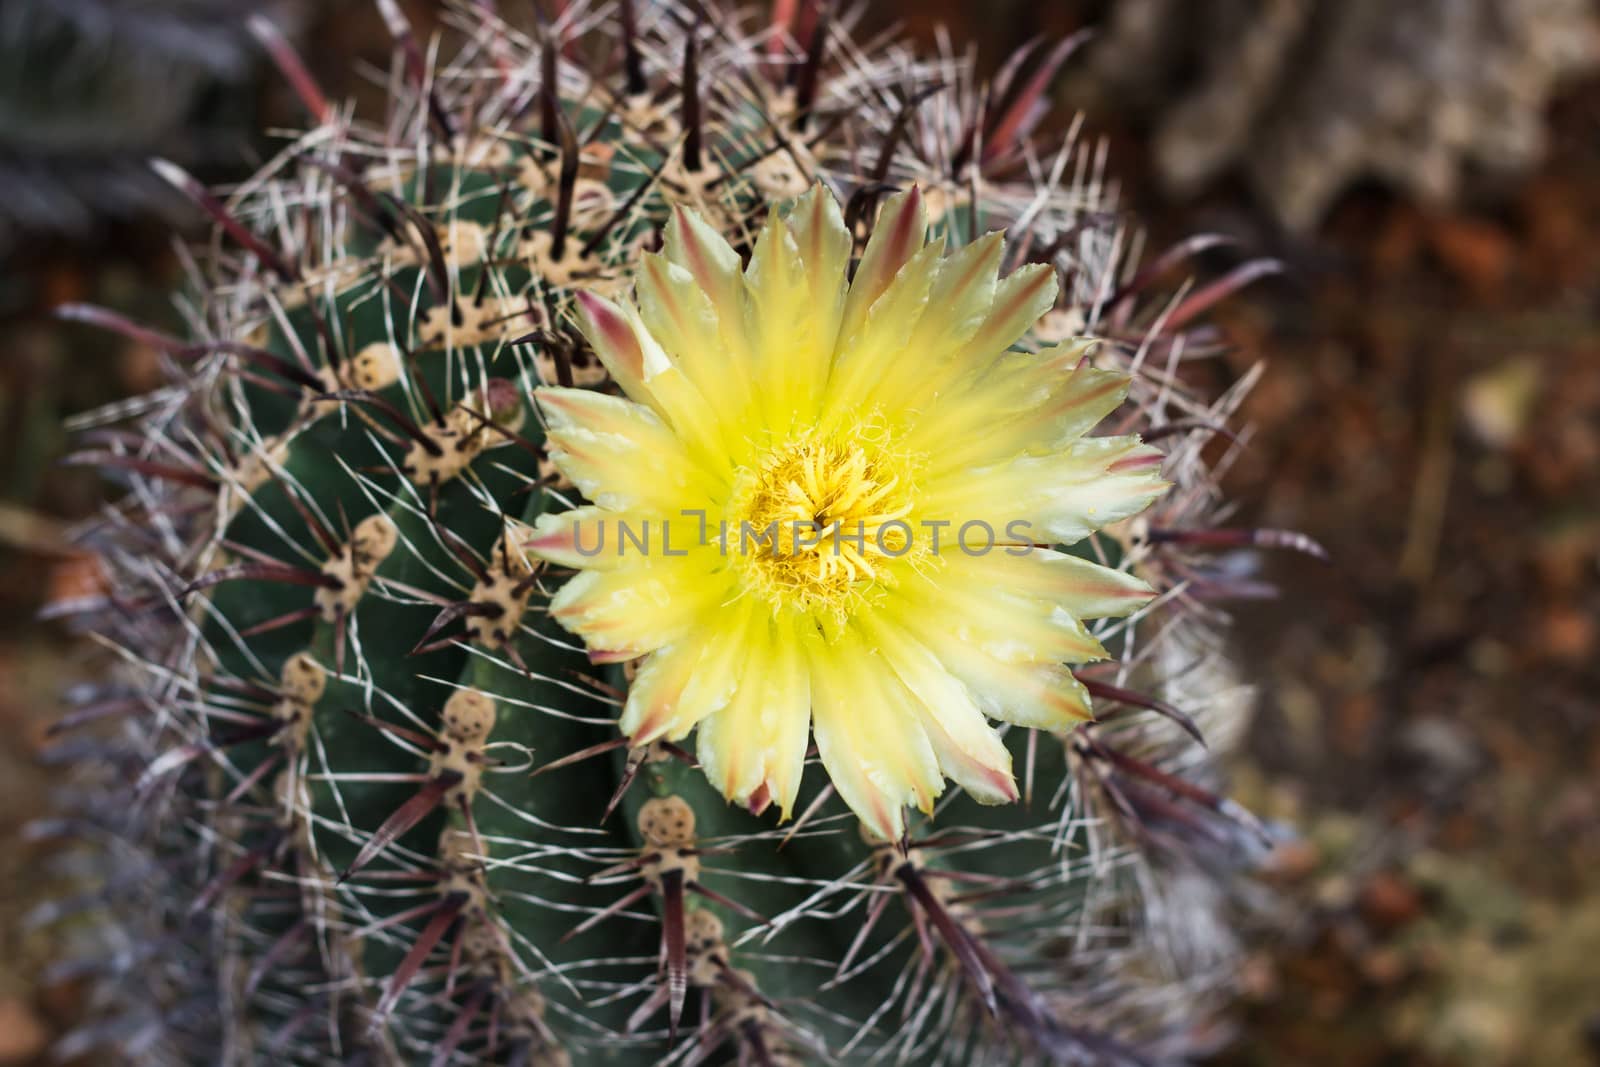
[729,431,918,620]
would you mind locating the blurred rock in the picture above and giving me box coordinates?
[1357,871,1424,932]
[1078,0,1600,231]
[0,0,303,252]
[1462,359,1541,451]
[1396,716,1483,801]
[0,996,48,1064]
[1427,216,1515,301]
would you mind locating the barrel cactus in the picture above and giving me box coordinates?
[47,2,1299,1063]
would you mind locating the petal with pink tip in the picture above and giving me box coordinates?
[907,232,1004,353]
[663,204,747,333]
[890,558,1110,668]
[693,613,811,816]
[786,184,852,299]
[967,547,1155,621]
[619,598,754,743]
[806,626,943,842]
[521,506,635,571]
[913,347,1127,476]
[822,238,944,426]
[893,615,1096,732]
[619,642,712,743]
[964,261,1058,358]
[537,385,728,506]
[857,612,1017,805]
[837,186,927,343]
[549,561,726,659]
[741,209,848,433]
[572,291,656,407]
[637,252,752,420]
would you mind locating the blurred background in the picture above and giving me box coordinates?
[1,1,1597,1063]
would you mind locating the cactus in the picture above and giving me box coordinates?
[46,2,1305,1064]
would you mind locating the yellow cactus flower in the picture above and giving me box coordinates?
[525,185,1166,841]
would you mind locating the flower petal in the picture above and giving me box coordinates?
[837,186,927,343]
[912,347,1128,475]
[620,641,713,742]
[857,611,1017,805]
[786,184,852,303]
[538,385,664,438]
[637,250,754,423]
[822,238,944,427]
[520,505,636,571]
[694,614,812,816]
[963,261,1058,357]
[619,598,756,745]
[744,211,838,434]
[549,559,727,660]
[977,547,1155,620]
[805,626,943,841]
[663,204,748,340]
[880,570,1098,731]
[911,232,1005,353]
[919,435,1168,546]
[892,557,1110,667]
[894,619,1095,731]
[538,389,712,513]
[572,290,659,405]
[570,294,730,470]
[853,234,1007,416]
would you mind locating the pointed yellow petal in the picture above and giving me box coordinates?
[882,235,1008,405]
[570,295,730,470]
[910,232,1005,353]
[1035,362,1132,446]
[893,558,1110,667]
[521,505,634,571]
[664,204,748,336]
[856,612,1016,805]
[928,547,1152,630]
[919,435,1168,546]
[537,386,668,440]
[787,184,852,304]
[912,347,1128,476]
[549,561,726,659]
[986,548,1155,620]
[620,302,732,468]
[572,290,659,406]
[964,261,1058,357]
[744,212,834,432]
[538,390,709,513]
[806,626,943,841]
[694,614,811,815]
[890,612,1095,731]
[620,642,712,742]
[637,250,754,424]
[838,186,927,343]
[620,597,756,743]
[822,238,944,426]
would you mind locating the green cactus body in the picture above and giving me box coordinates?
[50,3,1290,1064]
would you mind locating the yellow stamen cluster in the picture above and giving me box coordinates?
[729,429,919,621]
